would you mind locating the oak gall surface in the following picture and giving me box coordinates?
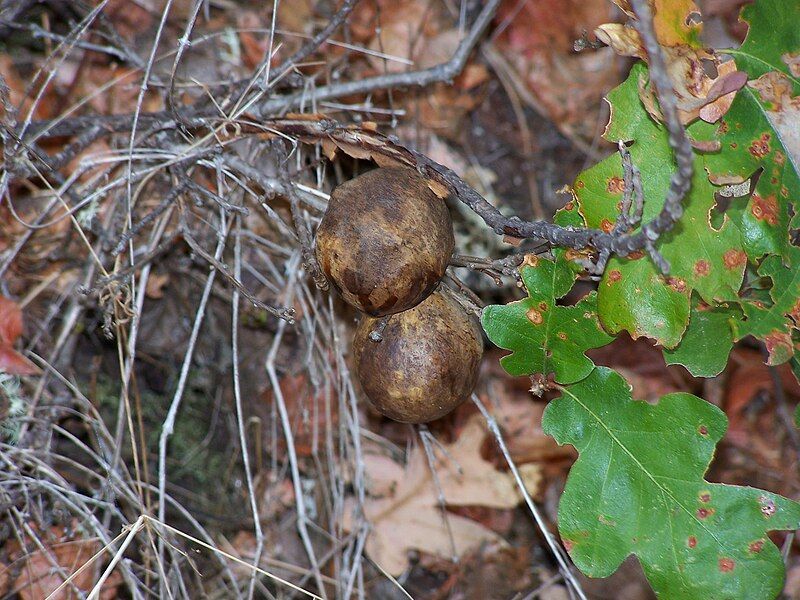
[314,167,455,316]
[353,291,483,423]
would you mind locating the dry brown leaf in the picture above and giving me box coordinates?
[344,416,540,575]
[0,295,39,376]
[144,273,170,299]
[748,71,800,165]
[596,1,746,123]
[492,0,622,141]
[0,522,120,600]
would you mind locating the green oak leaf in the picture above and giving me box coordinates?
[664,294,739,377]
[574,63,745,347]
[727,0,800,91]
[481,253,613,384]
[734,246,800,364]
[698,0,800,259]
[543,367,800,599]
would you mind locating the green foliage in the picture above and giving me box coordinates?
[480,0,800,596]
[481,253,612,384]
[575,63,745,347]
[543,368,800,599]
[730,1,800,87]
[663,294,738,377]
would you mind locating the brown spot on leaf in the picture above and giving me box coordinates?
[538,301,548,311]
[607,270,622,284]
[749,540,765,554]
[748,133,771,158]
[564,201,575,210]
[696,507,715,519]
[698,425,708,436]
[522,254,540,268]
[782,186,790,198]
[668,277,687,293]
[730,142,738,149]
[784,51,800,77]
[607,176,625,194]
[600,218,614,233]
[699,492,711,503]
[557,332,567,340]
[723,249,747,269]
[764,331,793,361]
[718,120,728,134]
[563,539,574,552]
[759,496,777,517]
[751,193,779,225]
[789,300,800,324]
[576,180,585,189]
[775,151,785,166]
[526,308,544,325]
[628,250,645,260]
[719,558,735,572]
[693,260,711,277]
[687,536,697,548]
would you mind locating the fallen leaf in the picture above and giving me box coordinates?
[345,416,540,575]
[493,0,622,140]
[0,522,120,600]
[0,296,38,376]
[144,273,170,299]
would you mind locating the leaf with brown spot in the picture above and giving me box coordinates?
[482,250,613,385]
[544,367,800,599]
[575,64,744,347]
[734,247,800,365]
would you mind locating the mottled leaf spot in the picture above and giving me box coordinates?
[607,270,622,285]
[723,249,747,269]
[783,51,800,76]
[748,133,771,158]
[522,257,540,270]
[693,260,711,277]
[687,536,697,548]
[667,277,687,293]
[782,186,790,198]
[600,218,614,233]
[749,539,765,554]
[576,180,585,189]
[563,539,574,552]
[718,558,735,573]
[526,307,544,325]
[759,496,777,518]
[775,150,786,166]
[751,193,779,225]
[628,250,644,260]
[764,330,793,360]
[789,300,800,324]
[564,201,575,211]
[538,301,548,311]
[698,425,709,436]
[718,120,728,134]
[696,507,715,519]
[771,176,779,185]
[557,332,568,340]
[607,176,625,194]
[699,492,711,503]
[730,142,738,149]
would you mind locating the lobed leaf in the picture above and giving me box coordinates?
[543,367,800,599]
[574,63,745,347]
[481,252,613,385]
[663,294,738,377]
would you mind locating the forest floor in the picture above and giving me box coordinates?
[1,0,799,598]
